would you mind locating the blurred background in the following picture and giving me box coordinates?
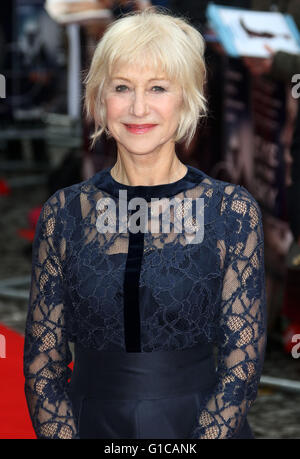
[0,0,300,439]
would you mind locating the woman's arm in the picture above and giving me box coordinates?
[191,185,267,439]
[23,190,78,439]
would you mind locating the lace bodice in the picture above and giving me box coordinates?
[23,164,267,439]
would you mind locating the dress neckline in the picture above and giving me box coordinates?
[93,164,205,201]
[109,165,189,188]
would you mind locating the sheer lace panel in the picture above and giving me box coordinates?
[23,191,78,439]
[190,185,267,439]
[77,177,219,255]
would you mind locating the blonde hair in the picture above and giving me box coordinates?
[83,8,207,149]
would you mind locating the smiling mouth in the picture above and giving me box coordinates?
[124,124,157,134]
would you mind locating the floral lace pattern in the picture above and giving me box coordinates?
[23,165,267,439]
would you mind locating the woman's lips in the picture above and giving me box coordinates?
[124,124,157,134]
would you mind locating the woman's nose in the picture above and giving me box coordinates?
[130,90,149,117]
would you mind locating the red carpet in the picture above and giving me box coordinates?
[0,324,36,439]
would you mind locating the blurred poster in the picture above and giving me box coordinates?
[212,57,254,192]
[251,77,295,220]
[207,4,300,58]
[251,75,296,270]
[8,0,67,116]
[251,76,296,329]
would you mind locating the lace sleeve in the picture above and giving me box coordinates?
[191,185,267,439]
[23,191,78,439]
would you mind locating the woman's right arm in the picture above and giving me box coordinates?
[23,191,78,439]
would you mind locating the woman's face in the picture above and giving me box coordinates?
[103,61,183,158]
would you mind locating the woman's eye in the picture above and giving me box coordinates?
[115,85,128,92]
[151,86,166,92]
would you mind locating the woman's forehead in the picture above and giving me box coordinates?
[109,61,173,82]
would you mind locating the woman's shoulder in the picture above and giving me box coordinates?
[42,174,99,212]
[189,165,257,198]
[188,165,262,219]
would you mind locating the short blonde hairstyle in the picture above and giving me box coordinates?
[84,8,207,149]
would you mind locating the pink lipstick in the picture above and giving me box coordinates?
[124,124,157,134]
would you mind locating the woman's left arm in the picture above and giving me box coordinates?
[191,185,267,439]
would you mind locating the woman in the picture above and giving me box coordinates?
[23,9,267,439]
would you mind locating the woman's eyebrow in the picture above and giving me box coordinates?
[111,76,170,82]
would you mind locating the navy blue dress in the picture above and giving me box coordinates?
[23,165,267,439]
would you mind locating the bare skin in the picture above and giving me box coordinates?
[102,61,188,186]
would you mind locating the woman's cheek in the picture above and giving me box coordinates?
[107,96,129,117]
